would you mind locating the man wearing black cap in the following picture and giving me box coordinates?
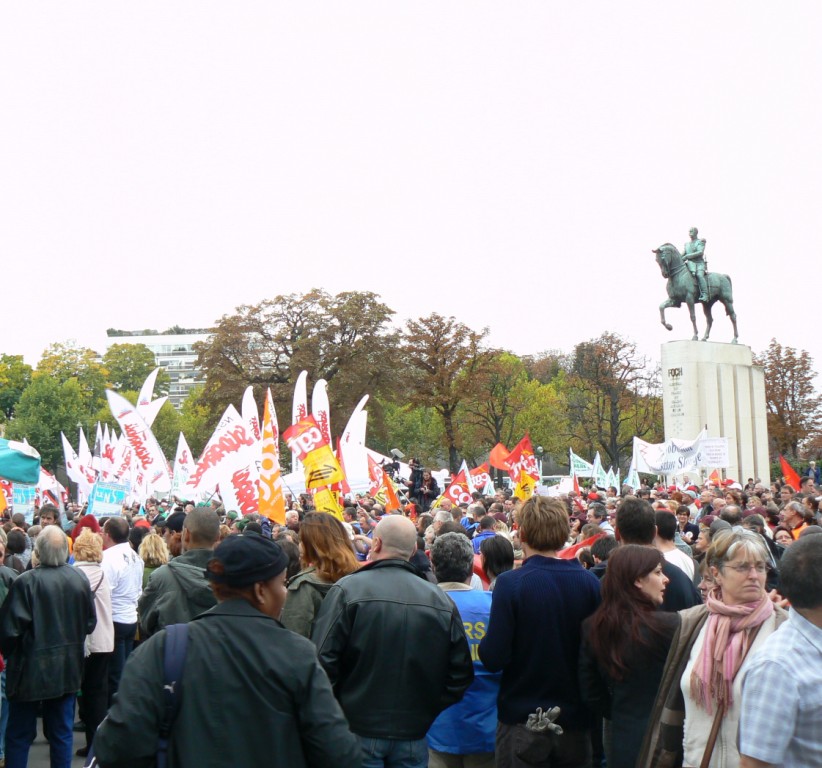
[312,515,473,768]
[94,533,362,768]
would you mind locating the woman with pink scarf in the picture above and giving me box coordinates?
[639,529,787,768]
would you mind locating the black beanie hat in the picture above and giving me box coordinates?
[205,533,288,587]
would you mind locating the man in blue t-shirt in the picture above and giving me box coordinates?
[428,532,500,768]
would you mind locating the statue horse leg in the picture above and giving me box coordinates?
[722,297,739,343]
[701,302,714,341]
[659,298,675,331]
[687,300,698,341]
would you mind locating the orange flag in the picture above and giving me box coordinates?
[258,389,286,524]
[489,443,511,471]
[779,455,801,492]
[708,468,722,485]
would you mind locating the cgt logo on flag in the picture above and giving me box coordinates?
[283,416,344,490]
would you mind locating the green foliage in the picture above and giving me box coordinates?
[372,400,444,469]
[103,343,170,395]
[178,386,217,458]
[36,341,109,415]
[0,354,33,421]
[6,377,87,471]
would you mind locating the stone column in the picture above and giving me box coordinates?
[661,341,769,484]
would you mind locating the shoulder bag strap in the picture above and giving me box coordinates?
[157,622,189,768]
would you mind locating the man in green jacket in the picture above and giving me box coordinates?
[138,507,219,638]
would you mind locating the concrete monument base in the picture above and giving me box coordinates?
[661,340,769,485]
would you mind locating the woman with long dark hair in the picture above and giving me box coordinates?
[579,545,678,768]
[280,512,359,637]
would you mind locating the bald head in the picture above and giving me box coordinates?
[372,515,417,561]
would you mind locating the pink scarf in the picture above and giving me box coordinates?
[690,586,774,714]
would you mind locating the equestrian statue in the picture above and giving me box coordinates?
[653,227,738,343]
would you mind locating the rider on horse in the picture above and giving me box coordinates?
[683,227,708,302]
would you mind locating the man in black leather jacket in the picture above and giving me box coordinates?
[312,515,473,768]
[0,526,96,768]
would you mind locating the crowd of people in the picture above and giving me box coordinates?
[0,467,818,768]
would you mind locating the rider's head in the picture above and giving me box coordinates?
[689,227,698,238]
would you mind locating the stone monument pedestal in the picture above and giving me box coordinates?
[661,341,769,485]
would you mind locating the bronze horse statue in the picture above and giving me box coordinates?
[653,243,739,343]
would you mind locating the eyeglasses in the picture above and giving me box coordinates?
[723,562,768,574]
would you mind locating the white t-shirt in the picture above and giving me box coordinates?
[663,547,695,580]
[101,542,144,624]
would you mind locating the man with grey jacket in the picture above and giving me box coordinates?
[138,507,220,638]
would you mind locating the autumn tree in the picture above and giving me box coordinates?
[0,354,33,421]
[460,352,530,455]
[564,332,662,469]
[401,313,494,472]
[755,339,822,459]
[103,343,169,395]
[6,377,87,471]
[196,290,399,438]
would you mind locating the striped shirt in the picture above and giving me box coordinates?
[740,608,822,767]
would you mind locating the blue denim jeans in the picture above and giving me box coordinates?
[108,621,137,705]
[6,693,75,768]
[359,736,428,768]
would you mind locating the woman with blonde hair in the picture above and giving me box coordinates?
[73,529,114,757]
[280,512,359,637]
[138,532,170,588]
[640,529,787,767]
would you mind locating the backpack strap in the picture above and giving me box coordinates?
[84,623,190,768]
[157,623,189,768]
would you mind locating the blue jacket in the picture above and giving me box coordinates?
[472,529,496,554]
[427,588,500,755]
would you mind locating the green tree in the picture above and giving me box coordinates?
[755,339,822,459]
[6,377,87,471]
[565,332,662,469]
[401,313,494,472]
[196,290,399,439]
[372,400,445,469]
[178,386,218,459]
[37,341,109,415]
[103,343,169,395]
[0,354,33,421]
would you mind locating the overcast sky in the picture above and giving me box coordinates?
[2,2,820,379]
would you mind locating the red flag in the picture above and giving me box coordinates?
[708,469,722,485]
[558,532,604,560]
[572,472,580,496]
[507,435,539,482]
[489,443,511,471]
[779,455,801,492]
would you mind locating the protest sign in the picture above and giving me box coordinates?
[12,483,37,524]
[87,481,130,518]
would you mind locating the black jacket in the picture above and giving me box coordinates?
[0,563,96,701]
[312,558,474,740]
[137,548,217,638]
[94,599,362,768]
